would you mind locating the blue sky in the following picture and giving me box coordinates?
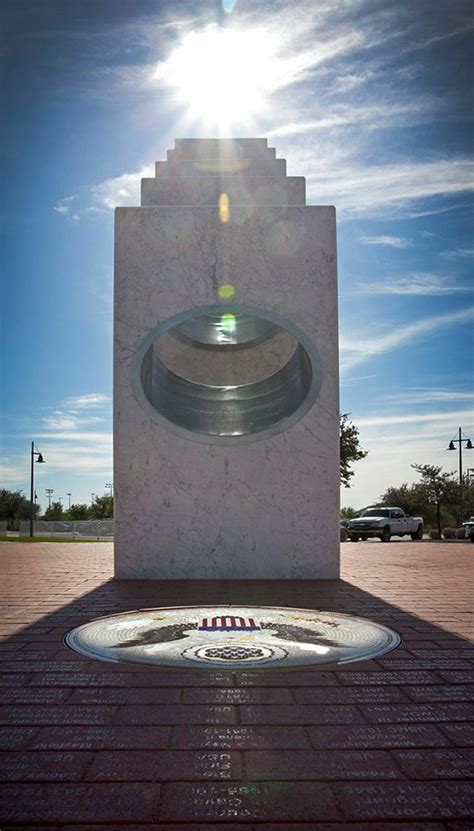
[1,0,473,512]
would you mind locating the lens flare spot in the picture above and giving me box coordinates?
[222,0,238,13]
[218,283,235,300]
[219,193,230,223]
[220,312,236,334]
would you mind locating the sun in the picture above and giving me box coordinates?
[153,24,281,129]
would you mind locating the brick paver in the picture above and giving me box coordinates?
[0,539,472,827]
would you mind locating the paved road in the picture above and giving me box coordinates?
[0,540,473,828]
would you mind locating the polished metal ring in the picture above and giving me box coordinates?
[131,304,322,445]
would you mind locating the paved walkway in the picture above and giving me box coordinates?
[0,540,473,829]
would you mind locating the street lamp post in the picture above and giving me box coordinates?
[105,483,114,497]
[30,442,45,537]
[67,493,72,509]
[447,428,473,524]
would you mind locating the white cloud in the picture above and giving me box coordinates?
[402,21,474,52]
[340,306,474,371]
[39,393,110,432]
[35,438,113,473]
[403,202,473,220]
[35,431,112,443]
[63,393,110,409]
[360,235,411,248]
[53,195,76,215]
[267,101,431,139]
[54,165,153,220]
[333,71,375,93]
[441,248,474,259]
[356,408,474,428]
[26,394,113,476]
[42,414,104,431]
[88,165,153,211]
[340,374,377,385]
[381,388,474,405]
[0,461,26,485]
[305,157,474,217]
[356,273,472,295]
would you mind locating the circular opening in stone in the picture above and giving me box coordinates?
[133,305,321,443]
[64,605,401,670]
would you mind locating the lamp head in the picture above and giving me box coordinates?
[467,439,473,450]
[36,453,45,463]
[448,441,455,450]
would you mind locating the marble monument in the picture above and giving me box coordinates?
[114,138,339,578]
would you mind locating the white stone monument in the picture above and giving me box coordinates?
[114,138,339,579]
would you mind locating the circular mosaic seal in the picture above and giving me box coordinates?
[65,605,400,670]
[182,641,288,666]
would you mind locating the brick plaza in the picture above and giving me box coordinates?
[0,540,473,828]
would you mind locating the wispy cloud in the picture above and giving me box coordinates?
[42,414,104,431]
[340,374,377,385]
[360,235,412,248]
[340,306,474,371]
[63,393,110,409]
[32,437,113,473]
[23,392,111,473]
[441,248,474,259]
[401,21,474,53]
[267,100,433,139]
[305,157,474,217]
[333,71,375,93]
[381,388,474,405]
[87,165,153,211]
[53,166,153,220]
[0,461,26,485]
[356,407,474,428]
[402,202,473,220]
[53,195,76,215]
[39,393,110,432]
[356,273,472,295]
[51,0,473,227]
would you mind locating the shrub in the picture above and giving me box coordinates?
[442,527,455,539]
[340,526,348,542]
[456,527,467,540]
[429,530,440,540]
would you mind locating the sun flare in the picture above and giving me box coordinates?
[153,24,281,128]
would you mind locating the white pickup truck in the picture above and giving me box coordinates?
[347,507,424,543]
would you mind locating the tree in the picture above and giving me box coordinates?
[378,482,426,518]
[463,473,474,521]
[0,488,40,530]
[90,494,113,519]
[43,501,64,521]
[340,413,368,488]
[411,464,458,537]
[340,506,358,519]
[65,503,90,520]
